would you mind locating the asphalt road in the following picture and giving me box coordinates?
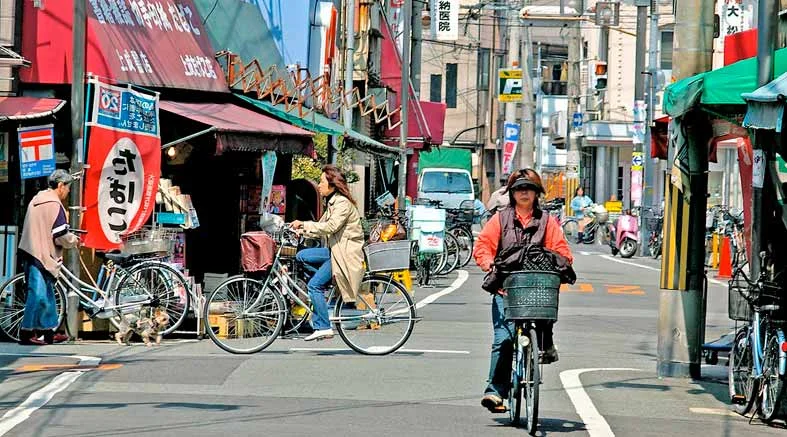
[0,244,784,436]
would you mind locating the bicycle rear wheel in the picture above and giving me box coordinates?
[333,274,416,355]
[562,220,579,244]
[0,274,66,342]
[524,327,540,435]
[450,226,474,268]
[438,232,461,275]
[728,326,758,415]
[759,333,786,421]
[509,324,524,425]
[204,277,285,354]
[115,263,190,336]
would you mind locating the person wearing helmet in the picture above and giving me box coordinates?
[472,168,574,414]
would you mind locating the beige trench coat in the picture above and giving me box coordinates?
[302,194,364,302]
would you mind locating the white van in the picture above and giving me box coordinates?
[417,168,475,210]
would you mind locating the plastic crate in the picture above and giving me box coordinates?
[364,240,412,273]
[502,271,561,321]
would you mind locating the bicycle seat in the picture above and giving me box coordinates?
[101,251,133,264]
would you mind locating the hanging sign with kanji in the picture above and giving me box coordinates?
[83,78,161,250]
[431,0,459,41]
[18,125,55,180]
[722,0,752,36]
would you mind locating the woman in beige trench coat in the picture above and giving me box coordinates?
[291,165,365,341]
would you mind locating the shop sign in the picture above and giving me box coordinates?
[722,0,752,36]
[17,125,55,180]
[502,121,520,175]
[431,0,459,41]
[83,79,161,250]
[0,133,8,183]
[21,0,227,92]
[499,69,523,103]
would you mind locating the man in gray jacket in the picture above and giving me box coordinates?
[18,170,79,345]
[485,176,510,215]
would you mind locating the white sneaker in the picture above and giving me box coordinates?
[304,329,334,341]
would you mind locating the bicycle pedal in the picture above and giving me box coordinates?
[730,395,747,405]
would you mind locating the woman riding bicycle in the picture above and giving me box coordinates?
[291,165,365,342]
[472,168,574,413]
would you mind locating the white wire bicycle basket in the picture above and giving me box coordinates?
[120,226,180,256]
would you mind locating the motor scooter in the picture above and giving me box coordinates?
[608,211,639,258]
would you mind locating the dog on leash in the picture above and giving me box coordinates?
[115,307,170,346]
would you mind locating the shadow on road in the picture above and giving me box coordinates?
[491,416,587,434]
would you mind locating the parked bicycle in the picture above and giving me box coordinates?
[0,232,191,341]
[642,207,663,259]
[203,225,418,355]
[728,250,786,421]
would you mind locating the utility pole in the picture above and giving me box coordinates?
[751,0,778,281]
[657,0,714,378]
[503,6,520,176]
[565,20,582,213]
[397,0,411,212]
[639,0,659,256]
[343,0,356,133]
[519,26,535,169]
[66,0,87,340]
[598,25,608,118]
[411,0,423,97]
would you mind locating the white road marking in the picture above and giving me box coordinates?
[600,255,727,288]
[689,407,738,417]
[0,353,101,367]
[289,347,470,354]
[415,269,469,309]
[579,251,602,256]
[560,368,642,437]
[0,371,85,436]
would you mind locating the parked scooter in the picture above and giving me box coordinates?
[608,210,639,258]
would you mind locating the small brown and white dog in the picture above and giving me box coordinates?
[115,307,170,346]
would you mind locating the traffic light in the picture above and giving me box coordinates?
[594,61,608,91]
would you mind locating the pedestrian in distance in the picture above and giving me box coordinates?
[290,165,365,341]
[485,176,510,215]
[570,186,594,241]
[17,169,80,345]
[472,168,574,414]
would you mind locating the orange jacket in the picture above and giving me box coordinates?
[473,209,573,271]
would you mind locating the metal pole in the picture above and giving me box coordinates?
[751,0,778,280]
[520,26,535,169]
[634,5,647,102]
[639,0,659,256]
[411,0,423,98]
[534,43,543,173]
[397,0,411,212]
[66,0,87,341]
[598,26,608,118]
[504,6,520,175]
[564,22,582,213]
[343,0,356,133]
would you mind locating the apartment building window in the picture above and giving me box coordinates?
[660,30,674,70]
[478,48,490,91]
[430,74,442,103]
[446,63,458,108]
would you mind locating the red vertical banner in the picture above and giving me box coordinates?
[82,79,161,250]
[736,136,753,260]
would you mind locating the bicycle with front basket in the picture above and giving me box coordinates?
[203,225,418,355]
[501,252,563,434]
[0,235,191,341]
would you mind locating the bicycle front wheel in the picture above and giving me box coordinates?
[450,226,474,268]
[729,326,758,415]
[562,220,579,244]
[115,263,190,336]
[509,325,524,425]
[333,274,416,355]
[0,274,66,342]
[204,277,285,354]
[438,232,461,275]
[760,333,786,421]
[524,327,540,435]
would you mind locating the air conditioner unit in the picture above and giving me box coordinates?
[549,111,567,147]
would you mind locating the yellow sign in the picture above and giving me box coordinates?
[498,68,523,102]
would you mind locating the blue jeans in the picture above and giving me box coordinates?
[21,260,59,331]
[296,248,332,330]
[485,294,555,398]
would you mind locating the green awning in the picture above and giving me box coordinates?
[664,47,787,117]
[235,94,401,156]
